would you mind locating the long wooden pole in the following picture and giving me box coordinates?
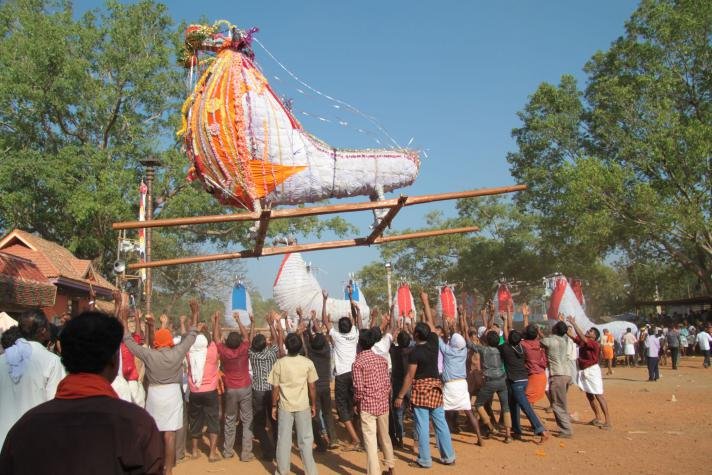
[127,226,478,270]
[112,184,527,231]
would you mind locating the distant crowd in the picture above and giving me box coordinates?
[0,294,710,474]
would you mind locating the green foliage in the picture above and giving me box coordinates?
[0,0,181,275]
[508,0,712,295]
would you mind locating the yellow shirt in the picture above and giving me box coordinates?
[267,355,318,412]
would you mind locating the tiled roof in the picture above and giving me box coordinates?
[0,252,57,307]
[0,230,115,291]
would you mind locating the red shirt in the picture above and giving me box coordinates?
[121,335,142,381]
[521,339,547,375]
[574,336,600,369]
[217,341,251,389]
[352,349,391,416]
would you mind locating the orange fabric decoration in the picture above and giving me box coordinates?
[55,373,118,400]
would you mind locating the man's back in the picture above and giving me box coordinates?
[541,334,569,376]
[0,340,65,446]
[0,396,163,475]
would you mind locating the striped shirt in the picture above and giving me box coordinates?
[249,345,278,392]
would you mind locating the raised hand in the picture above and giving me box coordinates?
[145,313,155,326]
[160,314,169,328]
[322,289,328,300]
[189,299,200,317]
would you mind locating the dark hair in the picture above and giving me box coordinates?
[251,333,266,352]
[18,310,49,342]
[226,331,242,349]
[285,333,302,356]
[311,333,326,351]
[508,330,522,346]
[370,326,382,342]
[413,322,430,342]
[523,324,539,340]
[626,327,631,333]
[1,326,21,349]
[590,327,600,340]
[552,321,568,336]
[59,312,122,374]
[338,317,353,334]
[485,330,500,347]
[359,329,376,350]
[396,330,411,348]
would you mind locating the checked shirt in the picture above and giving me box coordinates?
[352,349,391,416]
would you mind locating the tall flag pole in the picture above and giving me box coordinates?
[139,180,147,281]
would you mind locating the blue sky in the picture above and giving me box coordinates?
[78,0,640,298]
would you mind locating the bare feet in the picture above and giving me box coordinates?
[537,431,551,444]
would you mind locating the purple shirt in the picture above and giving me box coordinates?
[646,335,660,357]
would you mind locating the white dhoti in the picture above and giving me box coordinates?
[111,373,132,402]
[624,343,635,356]
[443,379,471,411]
[128,379,146,407]
[576,364,604,395]
[145,383,183,431]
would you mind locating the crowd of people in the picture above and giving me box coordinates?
[0,290,710,474]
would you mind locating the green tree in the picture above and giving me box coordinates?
[508,0,712,295]
[0,0,182,273]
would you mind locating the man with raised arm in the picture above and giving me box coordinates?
[567,316,612,430]
[394,292,455,469]
[249,311,281,460]
[353,328,395,475]
[122,298,200,475]
[213,311,254,461]
[322,288,362,450]
[307,293,336,451]
[269,333,319,475]
[440,307,484,445]
[540,320,574,438]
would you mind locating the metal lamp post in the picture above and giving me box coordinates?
[140,156,162,316]
[385,262,392,318]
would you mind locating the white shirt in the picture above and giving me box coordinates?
[371,333,393,371]
[329,326,358,376]
[0,341,65,447]
[696,332,712,351]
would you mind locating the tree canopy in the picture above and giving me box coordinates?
[507,0,711,296]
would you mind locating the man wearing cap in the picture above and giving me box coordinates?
[122,299,201,475]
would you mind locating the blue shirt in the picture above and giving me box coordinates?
[438,337,468,382]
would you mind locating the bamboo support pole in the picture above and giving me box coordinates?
[112,184,527,231]
[252,209,271,256]
[365,195,407,244]
[127,226,478,270]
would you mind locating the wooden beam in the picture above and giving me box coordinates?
[365,195,407,244]
[252,209,271,256]
[127,226,478,270]
[112,184,527,231]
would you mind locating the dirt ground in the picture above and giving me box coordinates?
[175,356,711,474]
